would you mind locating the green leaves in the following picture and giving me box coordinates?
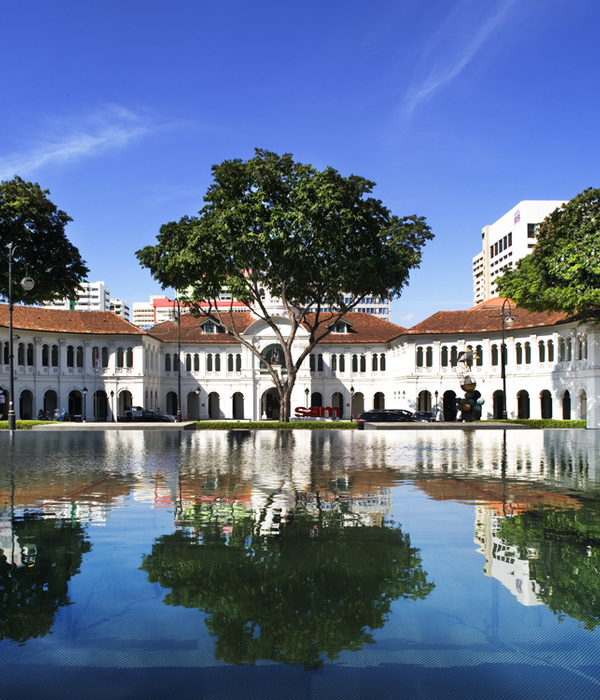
[497,188,600,317]
[0,176,88,303]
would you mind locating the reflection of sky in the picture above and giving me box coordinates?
[2,429,600,698]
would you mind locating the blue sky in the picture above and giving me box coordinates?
[2,0,598,326]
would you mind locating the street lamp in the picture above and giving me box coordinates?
[7,243,34,431]
[434,390,439,418]
[82,387,88,422]
[110,390,115,422]
[350,385,355,418]
[500,299,515,420]
[305,386,310,408]
[173,297,182,422]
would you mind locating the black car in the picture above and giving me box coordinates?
[117,409,176,423]
[415,411,436,422]
[356,409,418,430]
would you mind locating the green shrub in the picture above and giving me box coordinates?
[0,420,58,430]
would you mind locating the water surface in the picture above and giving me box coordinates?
[1,428,600,699]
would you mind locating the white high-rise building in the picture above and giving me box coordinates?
[472,200,565,305]
[44,281,129,320]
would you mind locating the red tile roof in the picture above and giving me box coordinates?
[404,298,570,336]
[0,304,145,335]
[148,311,405,344]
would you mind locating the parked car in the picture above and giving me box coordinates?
[117,407,175,422]
[415,411,436,422]
[357,409,418,430]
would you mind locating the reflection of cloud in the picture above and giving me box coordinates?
[402,0,517,118]
[0,105,154,179]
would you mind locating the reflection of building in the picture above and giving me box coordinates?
[1,293,599,426]
[474,506,542,606]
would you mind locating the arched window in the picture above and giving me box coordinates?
[515,342,522,365]
[416,347,424,367]
[339,354,346,372]
[66,345,74,367]
[310,354,316,372]
[186,353,193,371]
[450,346,458,367]
[26,343,34,366]
[426,347,433,367]
[18,343,25,365]
[331,354,337,372]
[165,353,171,372]
[207,353,213,372]
[3,342,9,364]
[380,354,386,371]
[227,353,234,372]
[372,354,378,371]
[441,346,448,367]
[117,347,124,368]
[101,347,109,368]
[352,354,358,372]
[76,346,84,368]
[547,339,554,362]
[194,353,200,371]
[92,346,99,369]
[491,344,499,366]
[360,355,366,372]
[524,342,531,364]
[538,340,545,362]
[214,353,221,372]
[51,345,59,367]
[126,348,133,368]
[566,337,572,361]
[317,353,324,372]
[236,354,242,371]
[558,337,565,362]
[475,345,483,367]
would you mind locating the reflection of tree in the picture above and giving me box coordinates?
[141,508,434,669]
[0,515,91,643]
[499,505,600,630]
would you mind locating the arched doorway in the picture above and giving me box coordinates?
[43,390,58,418]
[417,390,432,412]
[443,390,457,422]
[208,392,221,419]
[492,390,504,419]
[311,392,323,408]
[517,390,530,419]
[232,392,244,419]
[187,391,200,420]
[562,390,571,420]
[351,392,364,417]
[373,392,385,409]
[119,390,133,416]
[94,390,108,421]
[331,391,344,419]
[540,390,553,419]
[68,390,82,420]
[166,391,178,416]
[261,388,279,420]
[19,389,34,420]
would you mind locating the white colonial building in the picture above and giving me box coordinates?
[1,298,598,427]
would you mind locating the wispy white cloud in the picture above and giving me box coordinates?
[0,105,154,180]
[401,0,517,118]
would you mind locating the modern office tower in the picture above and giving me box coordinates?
[472,200,565,305]
[44,280,113,312]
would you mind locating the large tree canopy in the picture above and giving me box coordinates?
[496,188,600,317]
[137,149,433,420]
[0,176,89,303]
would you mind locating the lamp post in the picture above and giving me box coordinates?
[110,390,115,422]
[350,385,355,418]
[82,387,88,422]
[500,299,515,420]
[174,297,182,422]
[305,386,310,408]
[7,244,34,431]
[434,390,439,418]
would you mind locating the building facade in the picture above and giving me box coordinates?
[1,298,598,428]
[472,201,565,305]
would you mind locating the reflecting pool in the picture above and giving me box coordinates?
[2,428,600,699]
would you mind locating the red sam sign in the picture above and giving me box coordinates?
[295,406,341,418]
